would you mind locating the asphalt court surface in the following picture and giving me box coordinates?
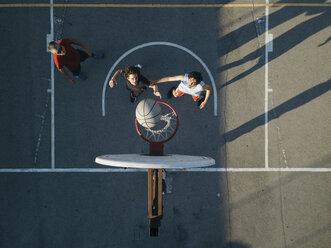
[0,1,330,248]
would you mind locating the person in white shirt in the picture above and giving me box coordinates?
[154,71,212,109]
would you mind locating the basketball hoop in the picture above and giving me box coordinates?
[135,101,179,155]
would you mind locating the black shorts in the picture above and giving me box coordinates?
[70,50,89,76]
[71,64,81,76]
[77,49,89,62]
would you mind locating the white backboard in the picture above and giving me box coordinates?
[95,154,215,169]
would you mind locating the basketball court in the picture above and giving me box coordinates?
[0,1,330,247]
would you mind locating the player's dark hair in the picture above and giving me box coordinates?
[124,66,141,79]
[48,41,57,51]
[188,71,203,84]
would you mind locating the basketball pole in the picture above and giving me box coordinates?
[148,143,164,237]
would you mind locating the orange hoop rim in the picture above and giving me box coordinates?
[135,101,179,144]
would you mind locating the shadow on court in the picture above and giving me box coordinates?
[223,79,330,143]
[217,0,330,88]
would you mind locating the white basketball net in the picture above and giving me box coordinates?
[143,112,177,142]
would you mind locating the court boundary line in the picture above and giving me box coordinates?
[265,0,269,168]
[1,3,331,8]
[0,168,330,173]
[102,41,217,117]
[50,0,55,169]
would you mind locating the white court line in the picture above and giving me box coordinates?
[50,0,55,169]
[265,0,270,169]
[0,168,330,173]
[102,41,217,117]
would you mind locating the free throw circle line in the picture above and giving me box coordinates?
[102,41,217,116]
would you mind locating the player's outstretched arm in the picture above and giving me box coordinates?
[149,84,162,99]
[109,69,123,88]
[155,75,185,84]
[200,84,212,109]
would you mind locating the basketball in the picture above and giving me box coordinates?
[136,98,161,128]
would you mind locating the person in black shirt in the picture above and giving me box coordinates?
[109,65,162,102]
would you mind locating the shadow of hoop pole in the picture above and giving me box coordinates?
[102,41,217,117]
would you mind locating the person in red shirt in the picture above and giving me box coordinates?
[48,38,103,84]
